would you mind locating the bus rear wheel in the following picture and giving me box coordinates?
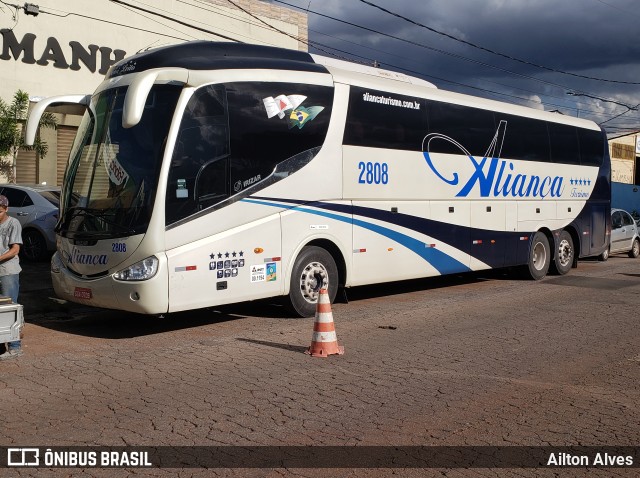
[551,230,574,275]
[286,246,338,317]
[525,231,550,280]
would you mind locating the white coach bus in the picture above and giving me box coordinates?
[26,42,611,317]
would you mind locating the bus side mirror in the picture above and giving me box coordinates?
[122,68,189,129]
[25,95,90,145]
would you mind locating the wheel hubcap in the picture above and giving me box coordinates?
[533,241,547,271]
[299,261,329,304]
[557,239,572,267]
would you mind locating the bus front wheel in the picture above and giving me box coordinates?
[287,246,338,317]
[525,231,551,280]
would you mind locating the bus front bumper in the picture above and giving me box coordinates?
[50,253,169,315]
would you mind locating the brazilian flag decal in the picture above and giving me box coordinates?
[287,106,325,129]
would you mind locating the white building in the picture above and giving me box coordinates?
[608,132,640,185]
[0,0,307,184]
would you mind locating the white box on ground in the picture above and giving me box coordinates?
[0,302,24,343]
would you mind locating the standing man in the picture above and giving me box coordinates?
[0,194,23,358]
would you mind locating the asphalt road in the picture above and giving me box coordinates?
[2,255,640,477]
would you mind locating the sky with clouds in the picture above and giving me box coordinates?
[277,0,640,135]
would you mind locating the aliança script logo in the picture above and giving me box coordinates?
[62,247,108,266]
[422,121,566,199]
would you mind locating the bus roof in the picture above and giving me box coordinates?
[107,41,329,78]
[106,41,600,131]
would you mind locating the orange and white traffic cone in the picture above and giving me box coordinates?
[305,288,344,358]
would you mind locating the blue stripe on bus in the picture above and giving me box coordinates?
[247,196,543,267]
[242,198,470,275]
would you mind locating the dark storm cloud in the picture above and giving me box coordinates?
[280,0,640,132]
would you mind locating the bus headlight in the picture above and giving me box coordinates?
[51,252,61,274]
[113,256,159,281]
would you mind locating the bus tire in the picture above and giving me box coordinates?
[286,246,338,317]
[551,230,574,275]
[525,231,550,280]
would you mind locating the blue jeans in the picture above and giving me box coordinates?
[0,273,20,303]
[0,274,21,350]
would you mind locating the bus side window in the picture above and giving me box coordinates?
[195,154,229,210]
[548,122,580,165]
[498,114,550,163]
[166,85,230,225]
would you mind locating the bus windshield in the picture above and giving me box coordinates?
[59,84,182,239]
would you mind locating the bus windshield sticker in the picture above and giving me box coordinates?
[176,178,188,198]
[263,95,306,119]
[101,135,129,187]
[287,105,324,129]
[262,94,324,130]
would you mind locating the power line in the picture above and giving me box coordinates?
[304,18,625,118]
[599,103,640,126]
[357,0,640,85]
[225,0,303,46]
[25,0,640,129]
[275,0,601,95]
[179,0,371,56]
[277,0,640,127]
[591,0,640,19]
[42,0,639,125]
[0,0,20,30]
[109,0,243,42]
[114,3,201,42]
[131,0,282,46]
[179,0,302,45]
[378,60,623,119]
[124,0,276,46]
[223,0,361,62]
[37,6,193,43]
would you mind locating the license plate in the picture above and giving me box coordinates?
[74,287,92,299]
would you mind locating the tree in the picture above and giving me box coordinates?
[0,90,57,182]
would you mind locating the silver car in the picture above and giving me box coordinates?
[0,184,60,262]
[607,208,640,259]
